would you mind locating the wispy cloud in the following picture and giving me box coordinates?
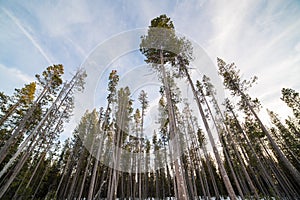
[1,0,300,138]
[188,0,300,120]
[2,8,53,65]
[0,64,34,94]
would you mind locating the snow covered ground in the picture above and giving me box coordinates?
[100,196,275,200]
[101,197,258,200]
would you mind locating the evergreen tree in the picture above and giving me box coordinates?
[140,14,189,199]
[281,88,300,120]
[218,58,300,189]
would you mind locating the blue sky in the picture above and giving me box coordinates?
[1,0,300,140]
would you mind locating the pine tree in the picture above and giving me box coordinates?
[107,86,133,199]
[218,58,300,189]
[0,82,36,127]
[281,88,300,120]
[0,67,86,199]
[140,14,189,200]
[0,64,64,166]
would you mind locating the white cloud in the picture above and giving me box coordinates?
[194,0,300,121]
[22,1,92,38]
[2,8,53,65]
[1,0,300,141]
[0,64,35,95]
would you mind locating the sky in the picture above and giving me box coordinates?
[1,0,300,141]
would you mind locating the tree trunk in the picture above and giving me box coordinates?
[0,135,38,198]
[78,132,96,200]
[240,89,300,188]
[87,135,106,200]
[160,50,188,200]
[208,92,258,199]
[0,74,80,178]
[108,90,128,200]
[25,151,46,189]
[31,161,50,200]
[0,101,20,126]
[184,68,236,200]
[0,85,48,165]
[55,148,72,199]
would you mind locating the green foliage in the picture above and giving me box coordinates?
[197,128,205,147]
[281,88,300,120]
[268,110,300,170]
[134,108,141,132]
[138,90,149,113]
[217,58,257,96]
[244,116,265,139]
[35,64,64,91]
[140,14,193,79]
[115,86,133,139]
[107,70,119,102]
[0,82,36,127]
[140,15,177,66]
[15,82,36,105]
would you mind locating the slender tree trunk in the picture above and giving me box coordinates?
[186,105,210,199]
[108,90,128,200]
[0,77,78,178]
[167,139,179,200]
[208,97,258,199]
[108,132,122,199]
[31,161,50,200]
[221,135,245,199]
[0,101,20,126]
[239,143,267,196]
[139,105,145,200]
[239,89,300,188]
[203,147,220,199]
[55,148,72,199]
[88,106,110,199]
[208,91,260,199]
[0,84,49,165]
[164,148,173,198]
[78,133,96,200]
[181,120,198,199]
[0,69,82,166]
[25,111,64,189]
[145,149,150,199]
[183,68,236,199]
[12,164,31,200]
[25,152,46,189]
[160,50,188,200]
[202,158,212,200]
[67,147,87,200]
[155,168,160,199]
[227,103,281,197]
[0,136,38,198]
[93,180,106,200]
[87,134,106,200]
[260,137,298,198]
